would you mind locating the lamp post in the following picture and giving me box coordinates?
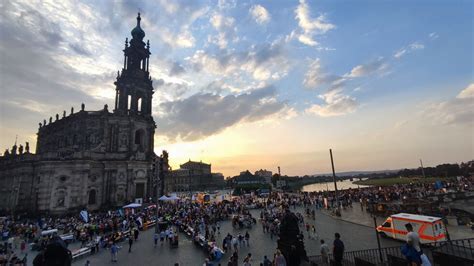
[155,152,165,233]
[329,149,340,216]
[373,216,384,263]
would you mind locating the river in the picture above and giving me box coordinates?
[301,179,368,192]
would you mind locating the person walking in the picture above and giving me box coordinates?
[160,230,166,245]
[231,236,238,252]
[273,249,286,266]
[128,236,133,253]
[333,233,345,266]
[245,231,250,247]
[262,255,272,266]
[320,239,329,265]
[110,242,119,262]
[133,228,139,241]
[311,225,318,240]
[238,234,244,248]
[243,253,252,266]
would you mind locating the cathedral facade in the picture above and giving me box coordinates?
[0,14,164,214]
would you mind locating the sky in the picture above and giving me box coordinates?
[0,0,473,177]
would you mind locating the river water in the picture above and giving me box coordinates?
[301,179,368,192]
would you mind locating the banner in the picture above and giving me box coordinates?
[80,210,88,223]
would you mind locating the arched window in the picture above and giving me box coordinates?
[127,95,132,110]
[88,190,96,205]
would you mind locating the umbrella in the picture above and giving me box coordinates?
[123,203,142,209]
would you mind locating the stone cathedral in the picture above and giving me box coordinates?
[0,14,165,214]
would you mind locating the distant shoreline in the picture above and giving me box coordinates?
[353,176,455,186]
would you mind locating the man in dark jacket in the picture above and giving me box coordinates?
[333,233,345,266]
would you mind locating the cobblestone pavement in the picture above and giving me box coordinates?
[66,207,401,266]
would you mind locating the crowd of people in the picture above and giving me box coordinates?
[0,176,472,265]
[303,176,474,212]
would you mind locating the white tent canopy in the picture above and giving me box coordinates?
[168,195,180,201]
[123,203,142,209]
[158,195,169,201]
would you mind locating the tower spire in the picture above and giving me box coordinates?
[114,13,152,117]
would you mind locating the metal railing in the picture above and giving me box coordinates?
[308,238,474,266]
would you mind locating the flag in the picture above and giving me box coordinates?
[80,210,88,223]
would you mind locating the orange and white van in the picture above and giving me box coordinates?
[376,213,447,243]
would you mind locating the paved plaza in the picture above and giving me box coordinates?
[16,205,471,265]
[68,207,401,266]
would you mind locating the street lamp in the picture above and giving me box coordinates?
[329,149,340,216]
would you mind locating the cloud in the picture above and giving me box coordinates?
[393,41,425,59]
[158,28,196,48]
[429,32,439,40]
[457,83,474,99]
[424,84,474,125]
[409,42,424,50]
[156,86,289,141]
[305,89,359,117]
[0,1,106,107]
[209,13,237,49]
[303,58,344,89]
[154,79,188,100]
[250,5,271,25]
[217,0,236,10]
[393,49,407,59]
[346,57,388,77]
[169,61,186,76]
[188,40,289,82]
[294,0,335,46]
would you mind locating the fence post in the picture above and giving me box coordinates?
[373,216,384,263]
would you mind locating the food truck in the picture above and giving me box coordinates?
[376,213,447,243]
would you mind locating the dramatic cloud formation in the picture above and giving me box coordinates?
[189,40,288,82]
[0,0,471,175]
[294,0,335,46]
[305,89,358,117]
[249,5,271,25]
[424,84,474,125]
[156,86,288,141]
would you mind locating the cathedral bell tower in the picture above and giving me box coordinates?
[114,13,153,117]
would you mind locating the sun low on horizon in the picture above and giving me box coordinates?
[0,0,473,177]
